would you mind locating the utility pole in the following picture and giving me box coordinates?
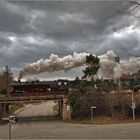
[8,122,11,140]
[91,106,96,122]
[117,78,121,94]
[131,85,140,121]
[115,57,121,94]
[8,115,17,139]
[131,88,135,121]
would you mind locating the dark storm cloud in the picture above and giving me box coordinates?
[0,0,140,80]
[17,1,129,40]
[0,1,30,33]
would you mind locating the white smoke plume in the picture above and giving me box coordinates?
[121,57,140,76]
[19,50,140,80]
[19,52,88,80]
[99,50,140,79]
[98,50,117,79]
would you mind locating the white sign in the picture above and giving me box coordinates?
[67,105,70,111]
[91,106,96,109]
[132,103,136,109]
[9,116,17,123]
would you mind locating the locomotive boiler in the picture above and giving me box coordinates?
[10,80,69,96]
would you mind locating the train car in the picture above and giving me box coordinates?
[10,81,69,96]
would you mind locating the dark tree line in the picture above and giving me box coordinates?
[0,66,13,96]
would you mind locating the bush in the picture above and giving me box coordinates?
[68,89,134,119]
[68,90,81,118]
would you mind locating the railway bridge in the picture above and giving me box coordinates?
[0,95,70,121]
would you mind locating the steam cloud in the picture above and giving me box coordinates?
[19,50,140,80]
[18,52,88,80]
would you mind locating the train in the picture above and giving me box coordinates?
[9,77,140,96]
[10,80,69,96]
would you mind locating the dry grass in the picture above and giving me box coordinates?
[70,115,140,124]
[8,104,25,114]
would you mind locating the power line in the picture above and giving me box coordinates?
[117,1,140,18]
[128,1,140,5]
[127,4,139,12]
[117,47,140,68]
[117,10,140,18]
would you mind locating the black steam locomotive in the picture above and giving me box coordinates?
[10,80,69,96]
[9,77,140,97]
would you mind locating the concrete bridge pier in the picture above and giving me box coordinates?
[62,99,71,121]
[58,99,63,119]
[58,99,71,121]
[0,103,7,119]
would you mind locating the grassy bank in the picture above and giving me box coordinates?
[69,115,140,124]
[8,104,25,114]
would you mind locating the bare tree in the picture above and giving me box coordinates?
[0,66,13,96]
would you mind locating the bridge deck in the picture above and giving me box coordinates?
[0,95,66,103]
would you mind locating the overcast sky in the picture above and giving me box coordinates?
[0,0,140,80]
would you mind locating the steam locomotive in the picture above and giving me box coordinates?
[9,77,140,96]
[10,81,69,96]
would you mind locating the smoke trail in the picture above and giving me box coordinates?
[18,52,88,80]
[98,50,117,79]
[19,50,140,80]
[121,57,140,76]
[99,51,140,79]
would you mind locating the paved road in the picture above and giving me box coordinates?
[0,121,140,139]
[16,101,57,117]
[1,102,139,139]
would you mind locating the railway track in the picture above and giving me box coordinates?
[0,95,66,103]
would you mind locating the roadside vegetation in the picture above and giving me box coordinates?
[68,54,140,123]
[68,88,140,123]
[8,104,25,114]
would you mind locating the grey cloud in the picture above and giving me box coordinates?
[94,26,140,59]
[0,33,77,68]
[0,1,140,80]
[0,35,11,47]
[18,1,129,40]
[0,1,37,34]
